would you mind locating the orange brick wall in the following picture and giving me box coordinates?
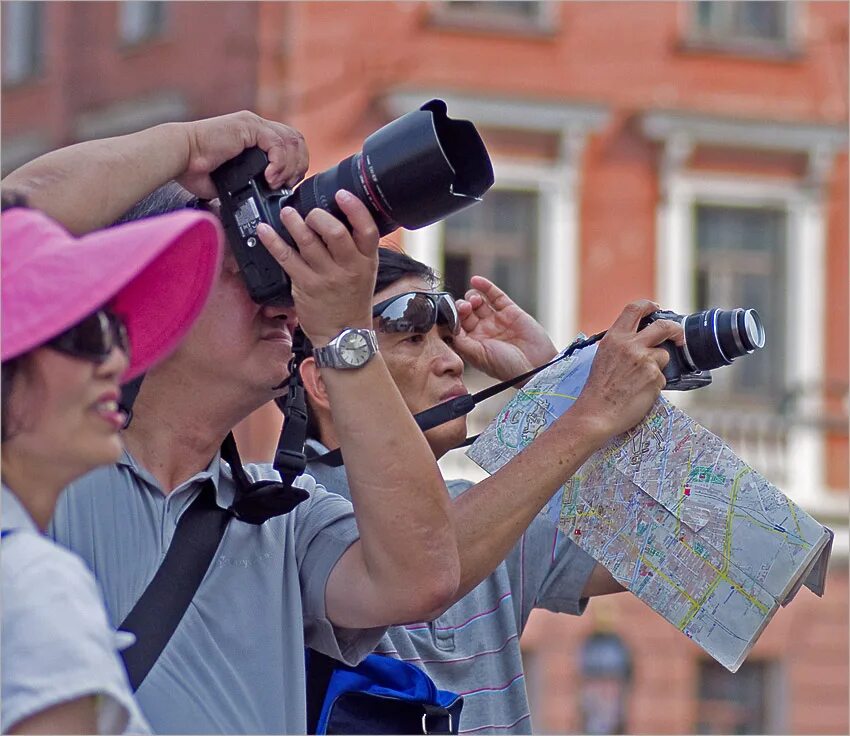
[579,111,660,332]
[2,1,259,151]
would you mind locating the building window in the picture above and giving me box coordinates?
[696,659,776,734]
[119,1,167,46]
[689,1,795,52]
[579,632,633,735]
[441,188,540,318]
[432,1,554,34]
[693,203,787,407]
[2,1,44,86]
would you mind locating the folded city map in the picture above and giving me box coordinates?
[467,342,833,672]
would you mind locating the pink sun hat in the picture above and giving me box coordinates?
[1,206,223,380]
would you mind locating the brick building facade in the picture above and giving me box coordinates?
[1,1,259,171]
[2,2,847,733]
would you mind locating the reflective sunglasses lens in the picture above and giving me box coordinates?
[376,293,437,334]
[435,294,460,335]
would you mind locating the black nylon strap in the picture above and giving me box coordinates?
[313,331,606,468]
[119,480,230,690]
[224,327,312,524]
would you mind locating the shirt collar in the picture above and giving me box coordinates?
[1,484,40,533]
[304,438,330,456]
[117,447,236,510]
[304,438,351,499]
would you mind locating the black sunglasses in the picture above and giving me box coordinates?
[372,291,460,336]
[47,309,131,364]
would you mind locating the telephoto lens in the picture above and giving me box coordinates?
[680,307,766,371]
[212,99,494,306]
[283,99,494,242]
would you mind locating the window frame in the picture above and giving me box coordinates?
[441,186,543,320]
[429,0,557,36]
[691,200,789,405]
[1,0,45,87]
[118,0,168,48]
[657,169,827,510]
[695,658,785,734]
[404,156,580,352]
[680,0,803,59]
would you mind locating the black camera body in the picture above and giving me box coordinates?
[639,307,766,391]
[211,147,293,305]
[211,99,494,306]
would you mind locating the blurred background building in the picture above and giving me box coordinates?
[3,1,847,733]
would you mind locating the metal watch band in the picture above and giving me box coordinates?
[313,328,378,369]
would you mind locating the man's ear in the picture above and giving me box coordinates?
[299,356,331,412]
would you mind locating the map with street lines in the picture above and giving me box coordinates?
[468,342,833,672]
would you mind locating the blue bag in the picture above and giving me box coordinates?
[306,648,463,734]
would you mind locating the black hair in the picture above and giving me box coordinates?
[375,247,437,293]
[1,359,22,442]
[1,190,29,212]
[303,246,437,442]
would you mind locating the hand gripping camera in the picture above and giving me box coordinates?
[640,307,766,390]
[211,99,494,305]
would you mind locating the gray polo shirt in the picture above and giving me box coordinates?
[305,440,595,735]
[50,450,385,735]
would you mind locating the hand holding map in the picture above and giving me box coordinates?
[468,342,833,672]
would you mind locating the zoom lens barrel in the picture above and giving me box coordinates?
[681,308,765,371]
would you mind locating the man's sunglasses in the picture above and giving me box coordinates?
[47,308,131,363]
[372,291,460,336]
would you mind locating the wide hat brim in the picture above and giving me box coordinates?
[2,208,222,380]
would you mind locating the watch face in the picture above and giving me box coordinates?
[339,331,371,367]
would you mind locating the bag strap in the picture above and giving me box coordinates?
[119,480,230,690]
[306,648,339,734]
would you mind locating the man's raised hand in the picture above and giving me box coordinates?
[178,111,309,198]
[257,191,379,346]
[570,299,684,441]
[453,275,558,381]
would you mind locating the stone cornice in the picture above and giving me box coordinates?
[384,89,610,138]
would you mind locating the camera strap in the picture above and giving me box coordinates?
[310,331,605,468]
[225,327,312,524]
[119,341,311,527]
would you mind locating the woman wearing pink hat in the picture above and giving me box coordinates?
[0,195,222,734]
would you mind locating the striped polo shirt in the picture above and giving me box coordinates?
[305,440,595,734]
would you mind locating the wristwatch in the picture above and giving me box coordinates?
[313,328,379,369]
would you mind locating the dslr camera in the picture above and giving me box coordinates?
[211,99,494,305]
[640,307,766,390]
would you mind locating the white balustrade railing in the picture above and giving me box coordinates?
[686,407,791,487]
